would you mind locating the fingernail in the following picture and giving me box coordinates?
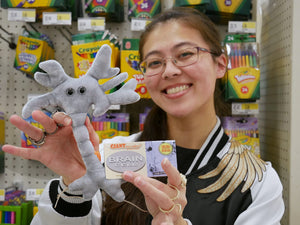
[123,171,133,180]
[135,176,145,187]
[64,117,71,125]
[162,158,169,166]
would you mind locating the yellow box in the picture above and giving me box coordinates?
[225,67,260,100]
[14,36,46,77]
[121,39,150,98]
[71,40,112,78]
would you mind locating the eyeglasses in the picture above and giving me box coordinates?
[139,46,217,77]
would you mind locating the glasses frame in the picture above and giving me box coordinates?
[139,46,218,77]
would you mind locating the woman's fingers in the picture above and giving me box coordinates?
[162,158,186,189]
[32,110,58,134]
[85,117,99,151]
[9,114,43,141]
[2,145,41,161]
[131,174,175,212]
[51,111,72,127]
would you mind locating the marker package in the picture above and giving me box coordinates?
[223,34,260,101]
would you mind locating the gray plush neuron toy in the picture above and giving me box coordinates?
[22,44,140,201]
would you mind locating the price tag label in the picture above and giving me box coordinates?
[0,189,5,201]
[78,17,105,31]
[131,18,151,31]
[228,21,256,33]
[26,188,44,201]
[232,103,259,115]
[43,12,72,25]
[8,8,36,22]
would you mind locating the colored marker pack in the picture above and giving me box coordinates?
[92,113,131,143]
[223,34,260,101]
[221,116,260,157]
[104,140,177,179]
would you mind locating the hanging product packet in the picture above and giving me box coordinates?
[223,34,260,101]
[14,32,54,78]
[221,116,260,157]
[121,38,150,98]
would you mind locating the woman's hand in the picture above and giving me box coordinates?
[2,110,99,185]
[122,158,188,225]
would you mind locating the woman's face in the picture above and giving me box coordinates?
[142,21,226,119]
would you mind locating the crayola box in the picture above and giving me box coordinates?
[14,36,51,78]
[128,0,161,20]
[71,40,112,78]
[121,39,150,98]
[205,0,252,24]
[174,0,209,7]
[1,0,67,8]
[104,140,177,179]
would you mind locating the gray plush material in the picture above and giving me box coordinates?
[22,44,140,201]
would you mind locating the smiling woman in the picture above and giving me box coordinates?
[2,7,284,225]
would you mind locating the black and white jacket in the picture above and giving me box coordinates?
[31,118,284,225]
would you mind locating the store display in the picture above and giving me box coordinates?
[0,190,33,225]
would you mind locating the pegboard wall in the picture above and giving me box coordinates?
[257,0,294,224]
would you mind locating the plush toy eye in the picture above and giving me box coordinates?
[78,86,86,95]
[66,88,75,96]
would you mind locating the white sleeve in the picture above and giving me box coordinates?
[234,162,285,225]
[184,218,193,225]
[30,179,102,225]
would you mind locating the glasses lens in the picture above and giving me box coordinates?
[175,47,199,67]
[140,58,164,76]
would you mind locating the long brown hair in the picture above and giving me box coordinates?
[102,7,229,225]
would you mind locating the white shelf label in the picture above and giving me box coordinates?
[43,12,72,25]
[232,102,259,115]
[0,189,5,201]
[8,8,36,22]
[26,188,44,201]
[228,21,256,33]
[131,18,151,31]
[78,17,105,31]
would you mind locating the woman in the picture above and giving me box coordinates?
[3,7,284,225]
